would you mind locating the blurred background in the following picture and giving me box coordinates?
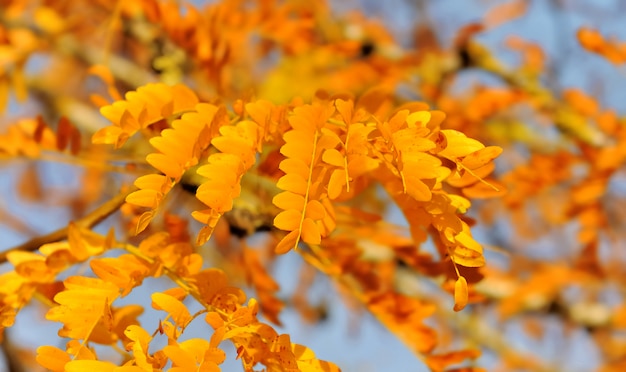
[2,0,626,371]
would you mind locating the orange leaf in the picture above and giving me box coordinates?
[403,174,432,202]
[304,200,326,220]
[461,146,503,169]
[279,158,310,179]
[275,230,300,254]
[151,292,192,329]
[276,173,309,195]
[274,209,302,231]
[322,148,345,167]
[454,276,468,311]
[300,218,321,245]
[462,179,506,199]
[426,349,481,371]
[126,189,162,209]
[484,0,527,30]
[327,169,347,199]
[36,345,71,372]
[439,130,484,159]
[272,191,305,212]
[563,89,599,117]
[64,360,118,372]
[146,153,184,180]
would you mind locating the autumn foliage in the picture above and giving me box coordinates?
[1,0,626,371]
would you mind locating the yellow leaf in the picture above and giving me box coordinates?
[65,360,117,372]
[454,230,483,255]
[124,325,153,370]
[438,130,485,159]
[454,276,468,312]
[406,111,431,127]
[46,276,119,341]
[36,345,70,372]
[272,191,305,211]
[146,153,184,180]
[90,255,150,297]
[276,173,309,195]
[327,169,346,199]
[275,230,300,254]
[126,189,161,209]
[133,174,170,193]
[461,146,503,169]
[403,174,432,202]
[163,344,198,369]
[305,200,326,220]
[196,185,236,213]
[281,130,315,163]
[452,246,485,268]
[293,343,341,372]
[447,194,472,214]
[461,179,506,199]
[135,210,156,235]
[392,128,434,152]
[151,292,192,329]
[92,126,124,146]
[274,209,302,231]
[279,158,310,180]
[212,135,256,169]
[322,148,345,167]
[301,218,321,244]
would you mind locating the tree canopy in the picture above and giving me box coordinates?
[1,0,626,371]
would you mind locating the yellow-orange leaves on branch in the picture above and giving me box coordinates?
[93,83,199,148]
[152,292,193,330]
[192,119,262,244]
[441,130,504,198]
[448,223,486,268]
[46,276,119,341]
[323,99,379,199]
[124,325,160,370]
[90,255,151,297]
[126,103,222,234]
[379,110,449,202]
[163,338,225,372]
[292,343,341,372]
[273,103,336,254]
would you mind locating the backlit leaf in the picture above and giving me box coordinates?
[274,209,302,231]
[454,276,469,312]
[322,148,345,167]
[36,345,71,372]
[272,191,305,212]
[301,218,321,245]
[151,292,192,329]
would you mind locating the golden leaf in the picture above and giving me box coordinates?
[454,276,469,312]
[151,292,193,329]
[36,345,71,372]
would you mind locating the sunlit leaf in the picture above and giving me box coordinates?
[454,276,469,312]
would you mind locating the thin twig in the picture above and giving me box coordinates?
[0,188,133,264]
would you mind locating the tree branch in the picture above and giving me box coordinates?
[0,188,133,264]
